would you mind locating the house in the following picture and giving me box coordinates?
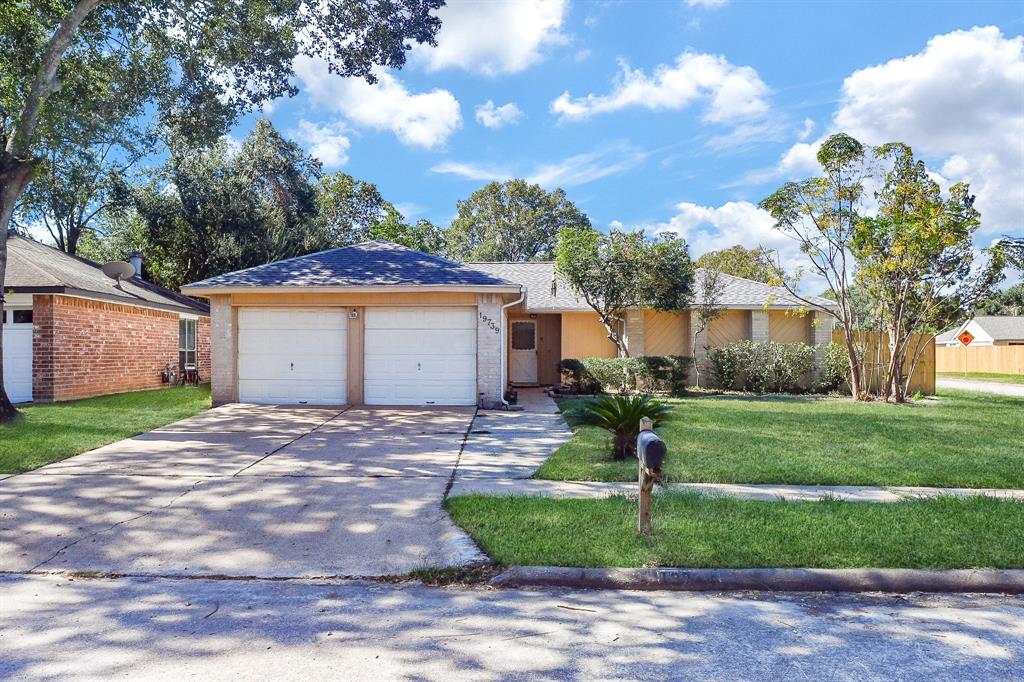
[181,241,836,408]
[936,316,1024,347]
[2,235,210,403]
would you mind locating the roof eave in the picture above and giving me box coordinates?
[4,286,208,315]
[180,283,523,296]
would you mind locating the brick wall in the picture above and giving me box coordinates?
[476,293,503,407]
[31,294,211,402]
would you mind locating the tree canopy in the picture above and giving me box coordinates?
[555,227,694,356]
[695,245,776,283]
[446,180,591,262]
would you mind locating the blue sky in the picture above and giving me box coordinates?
[235,0,1022,272]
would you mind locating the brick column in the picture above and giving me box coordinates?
[476,293,503,407]
[31,295,55,402]
[689,309,709,385]
[751,310,769,344]
[811,310,834,363]
[624,309,645,356]
[209,295,237,405]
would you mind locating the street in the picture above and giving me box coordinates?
[2,574,1022,681]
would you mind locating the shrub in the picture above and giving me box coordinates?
[814,341,849,393]
[570,395,672,461]
[560,356,694,395]
[708,341,816,393]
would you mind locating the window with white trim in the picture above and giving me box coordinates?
[179,318,197,371]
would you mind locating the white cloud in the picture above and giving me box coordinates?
[475,100,524,129]
[686,0,730,7]
[798,118,815,141]
[747,27,1024,235]
[430,161,511,183]
[290,120,351,168]
[551,51,770,124]
[834,26,1024,235]
[294,57,461,149]
[414,0,568,76]
[431,144,647,188]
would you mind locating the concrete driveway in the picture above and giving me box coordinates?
[0,404,485,578]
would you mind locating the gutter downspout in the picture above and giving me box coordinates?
[499,287,526,407]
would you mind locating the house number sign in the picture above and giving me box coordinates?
[478,312,500,334]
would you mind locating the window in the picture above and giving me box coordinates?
[179,318,197,371]
[12,310,32,324]
[511,321,535,350]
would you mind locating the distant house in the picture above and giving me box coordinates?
[180,241,836,408]
[2,236,210,404]
[936,316,1024,348]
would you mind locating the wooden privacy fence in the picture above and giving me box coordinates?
[831,331,936,395]
[936,345,1024,376]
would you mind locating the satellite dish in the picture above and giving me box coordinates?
[101,261,136,289]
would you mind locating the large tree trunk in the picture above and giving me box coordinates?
[0,159,37,421]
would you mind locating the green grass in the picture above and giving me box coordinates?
[938,371,1024,385]
[0,385,211,473]
[446,493,1024,569]
[535,390,1024,488]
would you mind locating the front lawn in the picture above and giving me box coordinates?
[0,385,211,474]
[535,390,1024,488]
[446,493,1024,569]
[938,371,1024,385]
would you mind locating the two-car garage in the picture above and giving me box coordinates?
[236,306,478,406]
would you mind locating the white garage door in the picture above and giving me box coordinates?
[2,311,33,403]
[364,307,477,406]
[237,308,347,405]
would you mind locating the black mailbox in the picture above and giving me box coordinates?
[637,430,666,472]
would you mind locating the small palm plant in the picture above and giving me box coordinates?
[572,395,672,461]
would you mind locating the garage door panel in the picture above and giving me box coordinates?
[364,307,477,406]
[237,308,347,405]
[2,326,33,403]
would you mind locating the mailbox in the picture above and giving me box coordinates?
[637,429,666,473]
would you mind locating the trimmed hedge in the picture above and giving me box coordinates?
[559,356,693,396]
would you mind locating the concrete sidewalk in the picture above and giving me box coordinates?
[449,478,1024,503]
[937,377,1024,397]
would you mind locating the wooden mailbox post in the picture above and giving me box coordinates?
[636,416,666,535]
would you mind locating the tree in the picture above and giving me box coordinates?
[976,284,1024,317]
[447,180,591,262]
[0,0,442,420]
[367,204,446,255]
[690,268,726,388]
[695,245,776,283]
[852,143,1004,401]
[130,122,322,291]
[759,133,874,400]
[313,172,389,247]
[555,227,694,357]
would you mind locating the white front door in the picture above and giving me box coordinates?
[509,320,538,385]
[237,308,347,405]
[2,308,33,403]
[363,307,477,405]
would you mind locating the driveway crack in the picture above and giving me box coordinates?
[28,478,207,572]
[231,405,353,477]
[443,408,479,500]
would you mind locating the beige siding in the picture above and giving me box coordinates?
[707,309,751,348]
[769,310,811,344]
[561,312,617,358]
[644,310,691,356]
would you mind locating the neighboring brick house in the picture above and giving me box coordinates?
[2,236,210,403]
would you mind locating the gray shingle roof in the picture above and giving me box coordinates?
[4,236,207,314]
[467,261,836,311]
[184,241,517,289]
[971,316,1024,341]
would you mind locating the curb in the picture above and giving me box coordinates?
[490,567,1024,594]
